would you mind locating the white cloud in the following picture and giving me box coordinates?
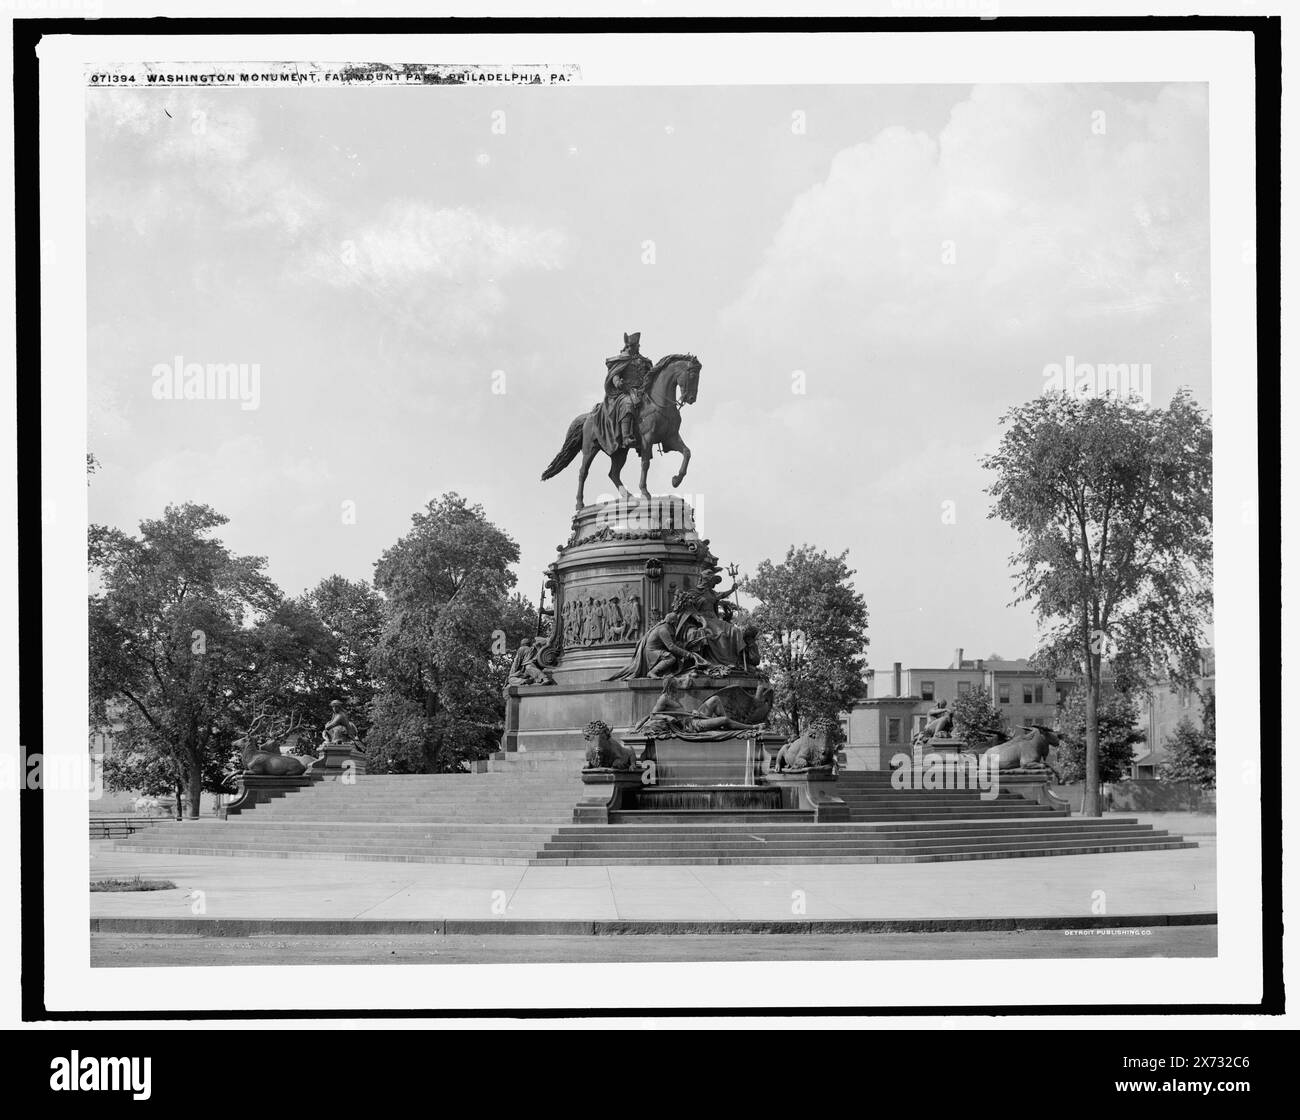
[722,84,1209,365]
[87,93,568,340]
[297,202,569,340]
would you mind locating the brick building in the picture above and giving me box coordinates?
[842,645,1215,778]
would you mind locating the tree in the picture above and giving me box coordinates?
[742,545,869,737]
[101,749,178,801]
[1055,689,1146,785]
[983,388,1212,816]
[243,599,341,754]
[949,685,1005,744]
[290,575,386,739]
[1161,690,1216,788]
[89,503,281,818]
[366,494,529,773]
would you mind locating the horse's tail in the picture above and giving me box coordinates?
[540,413,587,481]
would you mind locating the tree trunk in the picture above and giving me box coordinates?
[187,754,202,819]
[424,690,439,774]
[1083,651,1102,817]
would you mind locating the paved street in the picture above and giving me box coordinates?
[90,831,1215,925]
[91,927,1216,966]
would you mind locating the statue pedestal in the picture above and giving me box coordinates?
[915,736,976,764]
[503,495,767,756]
[575,769,646,823]
[311,743,368,775]
[995,772,1071,813]
[220,774,315,818]
[764,771,850,822]
[541,496,709,687]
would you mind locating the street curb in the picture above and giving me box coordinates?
[89,913,1217,937]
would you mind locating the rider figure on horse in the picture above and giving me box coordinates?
[602,332,652,452]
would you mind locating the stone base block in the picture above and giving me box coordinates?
[575,770,647,823]
[502,676,769,755]
[763,772,850,822]
[220,774,315,818]
[310,745,368,776]
[996,772,1071,813]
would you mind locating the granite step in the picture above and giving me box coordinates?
[542,825,1169,847]
[538,836,1179,857]
[529,842,1197,866]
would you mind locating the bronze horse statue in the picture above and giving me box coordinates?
[540,354,700,510]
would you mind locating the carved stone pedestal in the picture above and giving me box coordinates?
[994,772,1071,812]
[503,495,766,755]
[575,769,647,823]
[219,774,315,818]
[311,744,368,776]
[764,771,850,822]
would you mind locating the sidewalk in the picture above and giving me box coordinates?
[90,838,1215,927]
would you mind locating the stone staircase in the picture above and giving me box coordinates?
[835,771,1066,822]
[111,757,1196,866]
[533,819,1193,865]
[112,766,584,865]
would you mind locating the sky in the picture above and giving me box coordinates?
[85,80,1210,669]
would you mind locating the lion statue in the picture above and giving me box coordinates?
[582,720,641,771]
[772,717,838,773]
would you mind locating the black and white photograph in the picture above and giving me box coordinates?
[5,4,1287,1053]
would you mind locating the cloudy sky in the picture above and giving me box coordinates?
[85,80,1210,669]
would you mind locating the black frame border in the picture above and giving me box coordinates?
[14,13,1282,1023]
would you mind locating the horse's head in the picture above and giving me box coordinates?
[676,356,700,405]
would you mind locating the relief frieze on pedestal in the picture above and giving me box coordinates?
[560,585,644,648]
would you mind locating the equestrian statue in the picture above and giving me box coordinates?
[540,332,701,509]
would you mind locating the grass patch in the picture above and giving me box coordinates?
[90,877,177,893]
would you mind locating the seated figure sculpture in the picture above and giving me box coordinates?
[506,637,556,688]
[322,699,359,744]
[607,611,709,681]
[635,674,769,739]
[913,698,955,746]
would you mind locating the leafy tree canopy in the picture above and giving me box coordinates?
[743,545,869,737]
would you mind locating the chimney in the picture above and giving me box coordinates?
[893,662,902,697]
[954,647,964,669]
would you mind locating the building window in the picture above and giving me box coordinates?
[998,684,1011,705]
[920,680,935,701]
[1022,685,1034,704]
[887,718,901,744]
[957,681,971,695]
[1034,685,1044,704]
